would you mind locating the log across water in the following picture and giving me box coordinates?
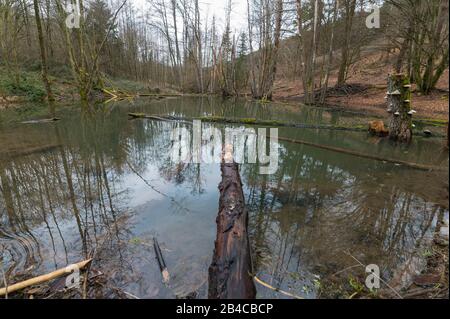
[129,113,445,172]
[208,150,256,299]
[128,113,367,132]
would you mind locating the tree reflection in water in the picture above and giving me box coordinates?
[0,98,448,298]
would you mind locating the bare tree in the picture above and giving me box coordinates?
[337,0,356,86]
[387,0,449,94]
[32,0,54,109]
[247,0,284,100]
[319,0,339,104]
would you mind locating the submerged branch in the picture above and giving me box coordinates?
[153,237,170,284]
[253,275,304,299]
[125,160,192,214]
[0,144,62,161]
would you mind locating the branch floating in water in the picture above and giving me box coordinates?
[153,237,170,284]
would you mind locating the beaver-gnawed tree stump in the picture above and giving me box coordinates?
[208,146,256,299]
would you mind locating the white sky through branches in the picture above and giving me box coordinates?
[131,0,248,33]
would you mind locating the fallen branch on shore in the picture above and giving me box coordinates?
[0,259,92,297]
[102,88,209,103]
[208,145,256,299]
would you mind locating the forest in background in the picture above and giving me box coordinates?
[0,0,448,107]
[0,0,449,301]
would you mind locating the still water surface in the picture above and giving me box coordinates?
[0,97,448,298]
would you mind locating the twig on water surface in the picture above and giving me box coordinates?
[121,290,140,299]
[126,160,192,214]
[110,285,140,299]
[253,274,304,299]
[348,291,359,299]
[95,280,140,299]
[153,237,170,284]
[331,264,362,277]
[83,215,130,298]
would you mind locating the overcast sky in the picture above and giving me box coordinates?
[131,0,248,33]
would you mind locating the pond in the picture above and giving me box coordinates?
[0,97,448,298]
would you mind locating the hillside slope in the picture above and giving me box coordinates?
[272,40,449,120]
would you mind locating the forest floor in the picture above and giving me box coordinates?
[2,49,449,122]
[272,50,449,121]
[0,66,177,114]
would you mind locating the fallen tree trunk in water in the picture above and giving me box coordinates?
[21,118,60,124]
[278,136,445,171]
[128,113,445,172]
[102,88,207,102]
[128,113,367,132]
[208,146,256,299]
[0,144,62,161]
[128,113,445,137]
[0,259,92,297]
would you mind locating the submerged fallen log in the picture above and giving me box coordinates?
[278,136,445,171]
[208,145,256,299]
[129,113,447,137]
[0,144,62,161]
[0,259,92,297]
[21,118,60,124]
[102,88,208,102]
[128,113,445,172]
[128,113,367,132]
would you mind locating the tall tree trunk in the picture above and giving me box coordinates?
[296,0,307,101]
[171,0,182,85]
[337,0,356,86]
[304,0,319,104]
[264,0,283,100]
[33,0,55,112]
[247,0,257,97]
[320,0,338,104]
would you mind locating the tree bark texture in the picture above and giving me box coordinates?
[387,73,413,142]
[208,152,256,299]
